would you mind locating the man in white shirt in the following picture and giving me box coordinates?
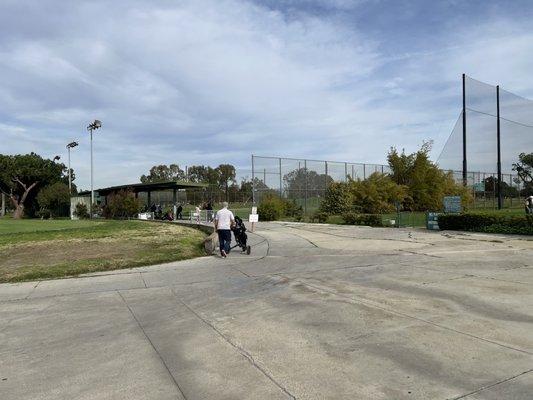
[214,202,235,258]
[526,195,533,215]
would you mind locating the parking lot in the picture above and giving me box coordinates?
[1,222,532,399]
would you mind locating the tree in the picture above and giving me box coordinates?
[319,173,408,215]
[102,190,141,219]
[140,164,186,183]
[216,164,236,200]
[187,165,220,184]
[388,143,470,211]
[37,182,71,218]
[283,168,334,199]
[482,176,519,198]
[513,152,533,196]
[0,153,69,218]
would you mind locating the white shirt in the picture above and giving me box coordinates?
[215,207,235,230]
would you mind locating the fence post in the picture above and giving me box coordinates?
[496,85,503,209]
[462,73,468,186]
[304,160,308,215]
[363,163,366,180]
[325,161,328,195]
[344,162,348,182]
[279,158,282,198]
[251,154,255,205]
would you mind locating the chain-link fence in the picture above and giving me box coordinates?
[251,155,391,215]
[252,155,523,217]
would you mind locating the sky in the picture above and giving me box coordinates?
[1,0,533,189]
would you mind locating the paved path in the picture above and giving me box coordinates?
[1,222,533,399]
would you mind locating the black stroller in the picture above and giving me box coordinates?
[231,216,251,255]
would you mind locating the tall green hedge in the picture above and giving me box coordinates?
[438,213,533,235]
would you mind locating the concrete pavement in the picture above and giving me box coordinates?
[1,222,532,399]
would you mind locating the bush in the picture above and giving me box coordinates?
[258,195,303,221]
[74,203,90,219]
[438,213,533,235]
[319,182,352,214]
[257,195,285,221]
[36,208,52,219]
[312,211,329,223]
[342,212,383,227]
[102,190,141,219]
[319,173,408,216]
[36,182,71,218]
[285,199,303,221]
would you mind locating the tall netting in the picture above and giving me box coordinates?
[252,155,390,213]
[437,75,531,208]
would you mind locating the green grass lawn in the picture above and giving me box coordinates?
[0,219,206,283]
[0,219,98,234]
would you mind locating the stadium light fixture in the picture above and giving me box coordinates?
[87,120,102,217]
[66,141,79,194]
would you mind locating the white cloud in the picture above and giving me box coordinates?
[0,0,532,188]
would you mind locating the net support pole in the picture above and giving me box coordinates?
[462,73,467,186]
[304,160,308,215]
[279,158,282,198]
[251,154,255,205]
[496,85,503,210]
[325,161,328,193]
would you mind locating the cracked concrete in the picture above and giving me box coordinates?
[1,222,532,399]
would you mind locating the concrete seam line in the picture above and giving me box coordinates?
[284,227,319,248]
[287,224,431,246]
[139,272,148,288]
[170,289,296,400]
[291,278,533,356]
[116,290,188,400]
[24,280,41,299]
[448,368,533,400]
[407,263,532,286]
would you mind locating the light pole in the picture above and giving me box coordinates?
[66,141,78,194]
[87,120,102,216]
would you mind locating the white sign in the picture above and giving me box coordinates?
[251,207,257,215]
[249,214,259,223]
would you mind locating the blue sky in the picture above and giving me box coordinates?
[1,0,532,189]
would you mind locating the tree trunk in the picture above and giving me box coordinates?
[13,203,24,219]
[10,181,38,219]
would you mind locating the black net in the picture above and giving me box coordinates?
[437,75,533,176]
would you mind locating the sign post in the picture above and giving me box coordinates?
[249,207,258,232]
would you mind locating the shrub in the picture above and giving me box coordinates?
[438,213,533,235]
[312,211,329,223]
[388,143,471,211]
[342,212,383,227]
[350,173,408,214]
[258,195,304,221]
[285,199,303,221]
[319,173,408,216]
[74,203,90,219]
[36,182,71,218]
[36,208,52,219]
[102,190,141,219]
[319,182,352,214]
[257,195,285,221]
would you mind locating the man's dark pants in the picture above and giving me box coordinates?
[217,229,232,254]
